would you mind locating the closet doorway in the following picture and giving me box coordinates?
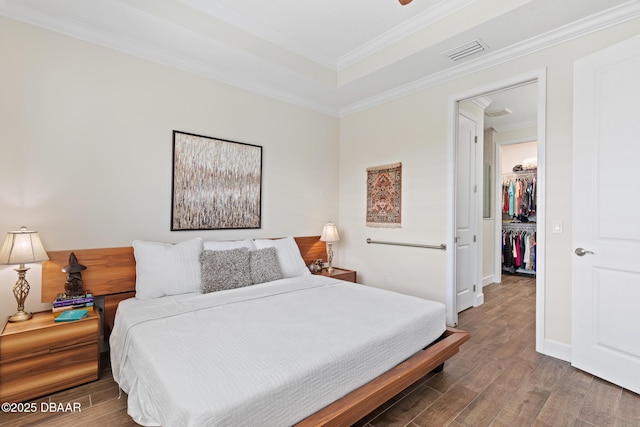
[448,72,545,354]
[470,81,540,289]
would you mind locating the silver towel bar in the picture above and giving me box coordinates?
[366,238,447,251]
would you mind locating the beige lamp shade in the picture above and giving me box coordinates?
[0,226,49,265]
[0,226,48,322]
[320,222,340,243]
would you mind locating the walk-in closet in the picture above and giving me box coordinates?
[500,142,537,277]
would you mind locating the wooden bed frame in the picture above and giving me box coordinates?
[41,236,469,427]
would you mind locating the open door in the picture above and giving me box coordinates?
[572,35,640,394]
[455,113,478,313]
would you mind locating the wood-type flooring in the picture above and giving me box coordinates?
[1,274,638,426]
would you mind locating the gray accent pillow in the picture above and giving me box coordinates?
[200,248,252,293]
[250,247,284,284]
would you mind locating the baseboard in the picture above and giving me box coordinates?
[538,338,572,362]
[482,275,494,286]
[474,293,484,307]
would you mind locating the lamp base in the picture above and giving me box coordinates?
[326,242,335,274]
[8,310,32,322]
[9,265,33,323]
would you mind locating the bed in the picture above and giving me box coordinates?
[41,236,468,426]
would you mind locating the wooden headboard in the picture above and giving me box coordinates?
[41,236,326,302]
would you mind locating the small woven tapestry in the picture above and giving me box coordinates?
[366,162,402,228]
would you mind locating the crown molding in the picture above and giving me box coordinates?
[2,1,639,119]
[339,1,640,117]
[178,0,337,69]
[337,0,476,71]
[175,0,478,72]
[0,1,341,117]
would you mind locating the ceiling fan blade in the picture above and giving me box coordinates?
[399,0,413,5]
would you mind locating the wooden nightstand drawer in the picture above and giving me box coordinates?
[314,267,357,283]
[0,341,98,403]
[0,313,98,361]
[0,311,100,402]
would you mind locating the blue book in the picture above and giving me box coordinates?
[54,309,89,322]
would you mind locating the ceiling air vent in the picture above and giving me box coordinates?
[485,108,513,118]
[445,39,488,62]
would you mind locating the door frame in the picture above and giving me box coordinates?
[446,69,547,355]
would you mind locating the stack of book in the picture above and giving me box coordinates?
[52,293,94,318]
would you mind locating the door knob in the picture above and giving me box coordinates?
[574,247,594,256]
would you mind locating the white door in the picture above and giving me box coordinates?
[572,35,640,394]
[456,113,477,312]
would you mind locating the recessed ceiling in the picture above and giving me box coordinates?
[1,0,638,116]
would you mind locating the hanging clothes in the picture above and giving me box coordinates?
[508,180,515,217]
[501,227,537,276]
[502,172,537,219]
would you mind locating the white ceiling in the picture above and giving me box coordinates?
[1,0,638,117]
[481,82,539,132]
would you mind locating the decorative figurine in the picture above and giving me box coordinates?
[308,259,324,273]
[62,252,87,296]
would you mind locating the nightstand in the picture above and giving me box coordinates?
[0,310,100,403]
[315,267,357,283]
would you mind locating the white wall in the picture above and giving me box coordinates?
[339,86,453,303]
[338,18,640,348]
[0,17,339,320]
[501,140,538,174]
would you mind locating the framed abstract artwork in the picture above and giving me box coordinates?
[171,131,262,230]
[366,162,402,228]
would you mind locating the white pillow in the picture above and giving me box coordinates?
[133,238,203,300]
[203,239,256,251]
[253,237,310,278]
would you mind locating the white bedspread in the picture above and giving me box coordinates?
[110,275,445,426]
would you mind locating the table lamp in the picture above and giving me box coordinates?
[320,222,340,273]
[0,226,49,322]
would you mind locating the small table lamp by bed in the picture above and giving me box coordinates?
[0,226,49,322]
[320,222,340,273]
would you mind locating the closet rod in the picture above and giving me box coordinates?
[366,238,446,251]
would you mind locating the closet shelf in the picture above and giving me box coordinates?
[502,170,537,180]
[502,221,537,229]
